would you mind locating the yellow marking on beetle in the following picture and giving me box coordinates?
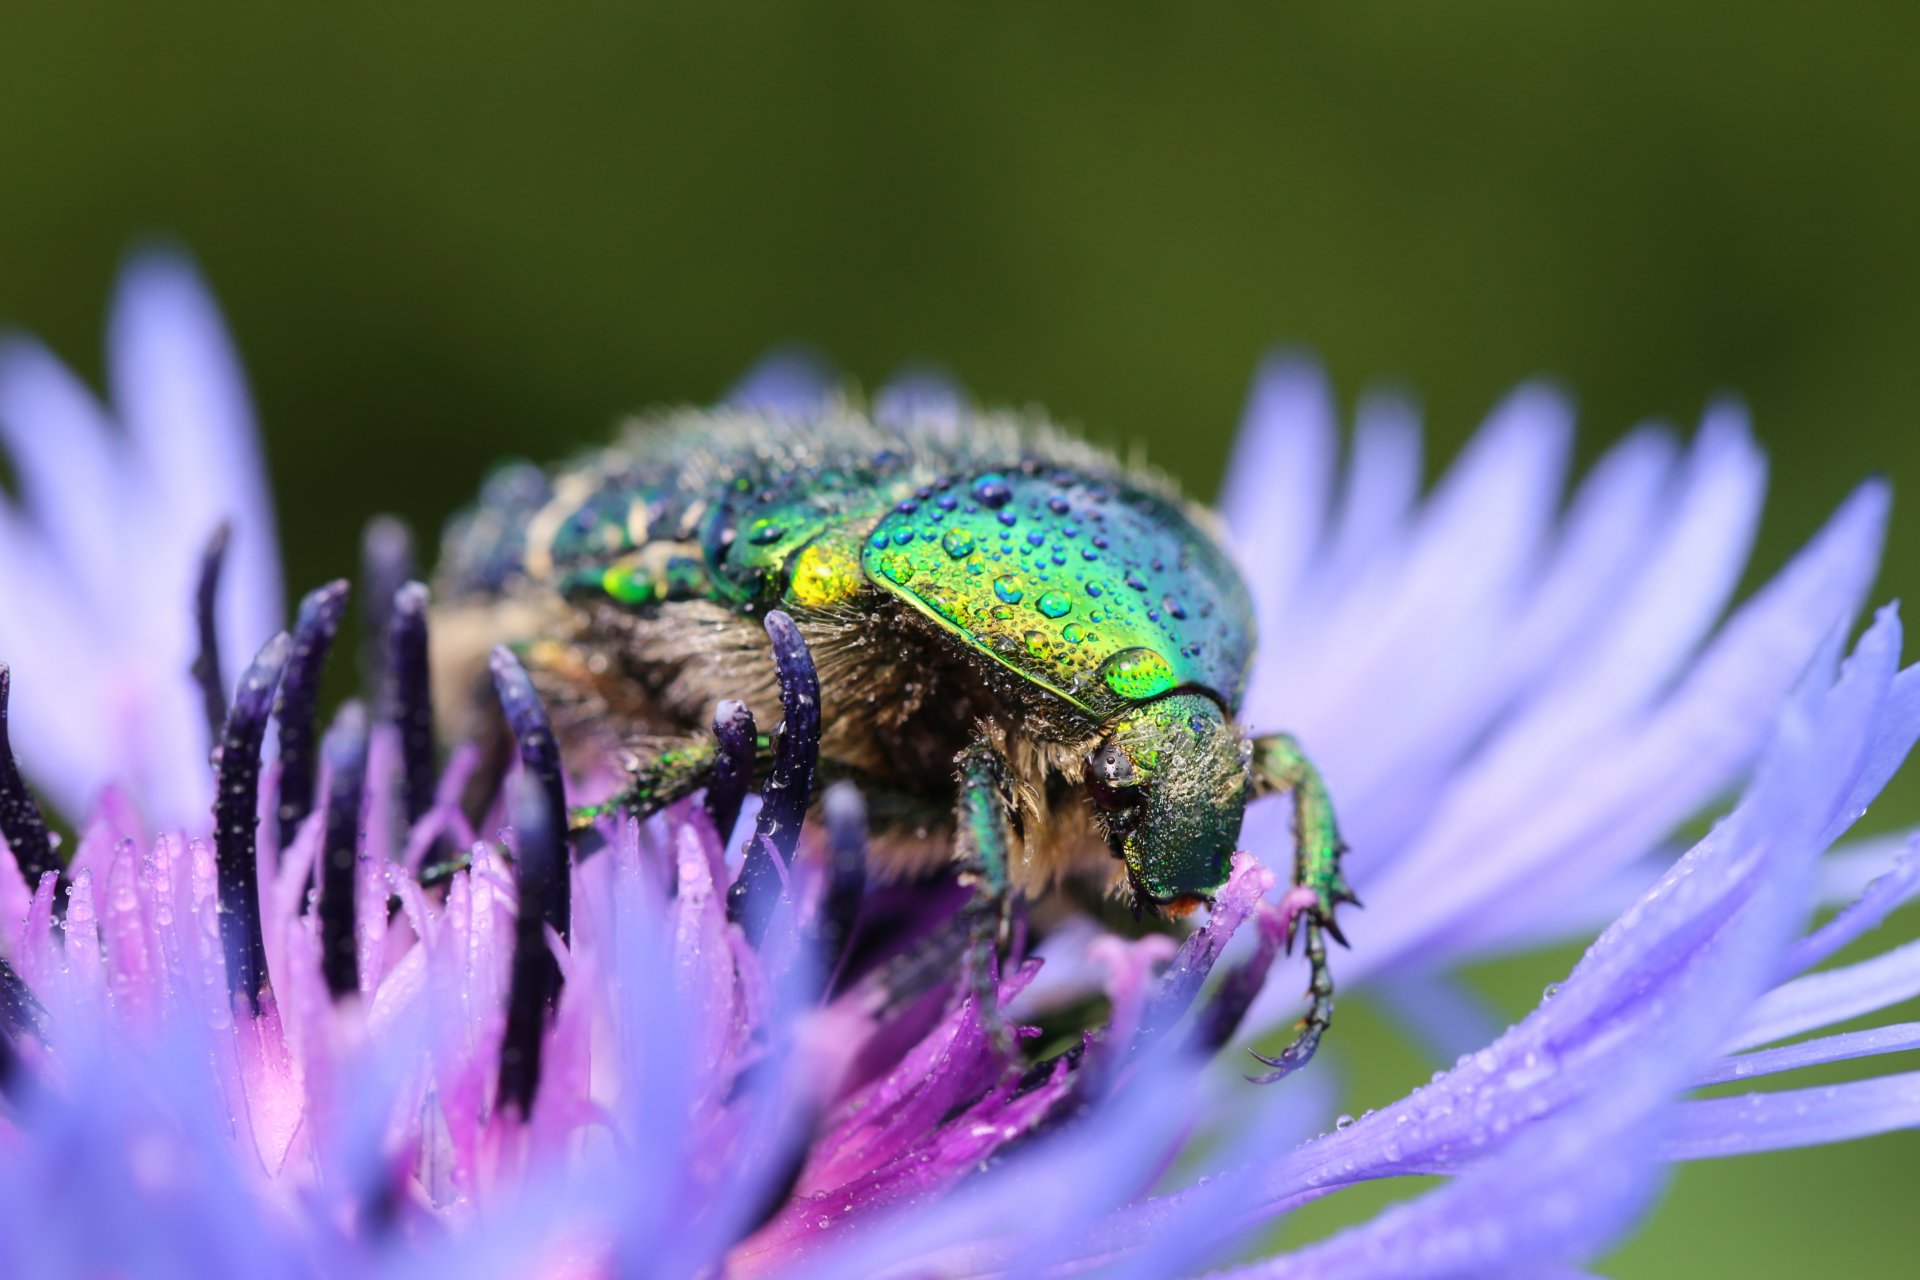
[789,537,865,608]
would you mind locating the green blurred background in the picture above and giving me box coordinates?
[1,3,1915,1273]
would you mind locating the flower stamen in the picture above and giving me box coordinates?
[497,770,566,1118]
[704,698,757,841]
[729,610,821,946]
[318,700,369,998]
[214,630,291,1011]
[812,780,869,996]
[273,580,350,851]
[0,664,59,892]
[386,581,436,828]
[488,646,570,946]
[190,519,233,756]
[358,515,416,705]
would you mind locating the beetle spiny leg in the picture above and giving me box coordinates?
[274,579,351,852]
[705,698,757,841]
[0,664,61,893]
[953,738,1017,1063]
[215,630,292,1012]
[318,701,369,999]
[386,582,436,829]
[190,519,233,755]
[728,610,820,947]
[1245,917,1334,1084]
[489,646,570,947]
[497,769,566,1118]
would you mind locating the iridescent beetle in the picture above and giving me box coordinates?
[433,397,1355,1066]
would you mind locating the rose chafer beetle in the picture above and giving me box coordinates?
[433,396,1355,1069]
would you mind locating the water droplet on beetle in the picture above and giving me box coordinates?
[1098,647,1176,699]
[973,474,1013,508]
[1036,590,1072,618]
[942,527,976,558]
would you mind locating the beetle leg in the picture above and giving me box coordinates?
[953,736,1019,1060]
[1248,732,1357,1082]
[571,716,775,832]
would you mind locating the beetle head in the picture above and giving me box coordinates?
[1084,692,1249,917]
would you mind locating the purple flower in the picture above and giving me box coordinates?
[0,253,1915,1278]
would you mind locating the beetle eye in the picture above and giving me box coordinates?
[1085,741,1144,811]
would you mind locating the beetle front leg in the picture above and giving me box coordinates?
[1248,732,1357,1082]
[954,737,1019,1059]
[571,705,772,831]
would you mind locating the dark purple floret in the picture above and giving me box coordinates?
[705,699,757,841]
[0,955,44,1095]
[488,646,570,946]
[318,701,369,999]
[0,664,60,892]
[273,579,351,851]
[813,781,869,994]
[1185,918,1284,1059]
[190,519,233,752]
[358,515,416,711]
[386,582,436,827]
[728,610,820,946]
[214,630,291,1011]
[497,770,566,1118]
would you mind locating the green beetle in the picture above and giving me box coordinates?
[433,396,1354,1058]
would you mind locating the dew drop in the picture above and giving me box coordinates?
[1098,647,1176,700]
[1335,1113,1355,1130]
[1036,591,1072,619]
[994,576,1024,604]
[1063,623,1084,644]
[973,474,1013,508]
[941,527,976,558]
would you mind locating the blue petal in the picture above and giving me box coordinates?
[726,348,835,415]
[1669,1071,1920,1158]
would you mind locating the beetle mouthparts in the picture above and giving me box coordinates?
[1158,894,1209,920]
